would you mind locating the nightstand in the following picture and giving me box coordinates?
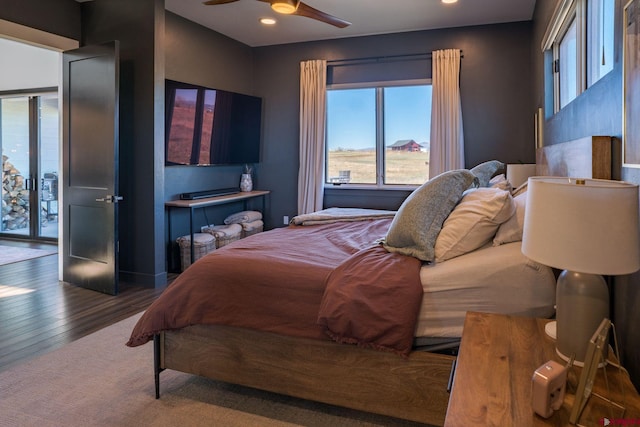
[444,312,640,426]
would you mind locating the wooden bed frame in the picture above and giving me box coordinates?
[153,136,616,426]
[155,326,455,424]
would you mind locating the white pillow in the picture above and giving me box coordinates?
[383,169,478,262]
[489,173,512,191]
[493,191,527,246]
[435,187,515,262]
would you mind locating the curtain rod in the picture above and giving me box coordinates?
[326,51,463,67]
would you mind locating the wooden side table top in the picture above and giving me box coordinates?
[445,312,640,427]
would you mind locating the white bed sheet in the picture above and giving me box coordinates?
[415,241,556,339]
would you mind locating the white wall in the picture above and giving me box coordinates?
[0,37,59,91]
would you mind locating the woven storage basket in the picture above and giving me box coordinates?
[202,224,242,248]
[177,232,216,271]
[241,224,264,238]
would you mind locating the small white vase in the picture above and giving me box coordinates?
[240,174,253,192]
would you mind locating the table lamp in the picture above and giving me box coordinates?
[521,177,640,366]
[506,164,536,188]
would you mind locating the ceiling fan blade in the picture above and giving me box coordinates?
[203,0,240,5]
[294,2,351,28]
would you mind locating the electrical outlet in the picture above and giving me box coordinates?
[283,215,289,225]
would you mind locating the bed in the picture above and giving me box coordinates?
[128,137,614,426]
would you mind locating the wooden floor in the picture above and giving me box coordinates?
[0,239,166,373]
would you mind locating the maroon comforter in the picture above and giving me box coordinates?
[127,218,423,355]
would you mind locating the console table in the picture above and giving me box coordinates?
[166,190,270,266]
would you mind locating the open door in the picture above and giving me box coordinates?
[62,41,120,295]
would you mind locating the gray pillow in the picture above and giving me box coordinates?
[470,160,505,187]
[382,169,478,262]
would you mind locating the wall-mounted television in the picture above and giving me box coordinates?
[165,79,262,166]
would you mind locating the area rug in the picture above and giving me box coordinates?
[0,245,57,266]
[0,313,427,427]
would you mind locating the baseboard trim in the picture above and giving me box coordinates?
[119,270,167,288]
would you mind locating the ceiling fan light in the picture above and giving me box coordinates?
[271,0,297,14]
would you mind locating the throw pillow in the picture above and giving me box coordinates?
[470,160,505,187]
[493,191,527,245]
[435,187,516,262]
[489,173,512,191]
[383,169,478,262]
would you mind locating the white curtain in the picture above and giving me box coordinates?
[429,49,464,178]
[297,59,327,214]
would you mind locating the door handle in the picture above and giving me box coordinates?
[95,195,124,203]
[25,177,36,191]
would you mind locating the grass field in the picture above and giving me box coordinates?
[327,150,430,185]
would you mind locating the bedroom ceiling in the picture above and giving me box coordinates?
[163,0,537,47]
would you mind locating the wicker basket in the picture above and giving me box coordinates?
[176,232,216,271]
[241,223,264,238]
[202,224,242,248]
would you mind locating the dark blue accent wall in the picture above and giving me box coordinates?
[532,0,640,389]
[4,0,640,389]
[251,22,535,224]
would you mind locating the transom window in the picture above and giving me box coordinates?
[558,15,579,109]
[325,81,432,187]
[544,0,615,113]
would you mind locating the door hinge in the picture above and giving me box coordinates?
[553,59,560,73]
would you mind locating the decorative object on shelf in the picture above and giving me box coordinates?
[240,164,253,192]
[521,177,640,366]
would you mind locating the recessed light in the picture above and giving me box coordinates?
[442,0,458,3]
[260,17,277,25]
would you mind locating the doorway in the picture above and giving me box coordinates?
[0,92,59,241]
[0,36,62,243]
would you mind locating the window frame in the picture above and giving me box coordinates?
[543,0,612,114]
[324,79,432,190]
[586,0,615,86]
[554,9,581,111]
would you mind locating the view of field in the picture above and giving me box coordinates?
[327,150,429,185]
[166,89,214,165]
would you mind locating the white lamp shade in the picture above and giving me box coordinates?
[506,164,536,188]
[522,177,640,275]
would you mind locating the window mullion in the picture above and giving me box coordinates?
[376,87,384,187]
[577,0,586,94]
[553,43,561,112]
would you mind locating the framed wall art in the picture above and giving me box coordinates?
[624,0,640,166]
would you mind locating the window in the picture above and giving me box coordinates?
[559,16,579,109]
[325,81,432,187]
[543,0,614,112]
[0,92,59,239]
[587,0,614,86]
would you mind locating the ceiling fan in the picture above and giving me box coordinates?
[202,0,352,28]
